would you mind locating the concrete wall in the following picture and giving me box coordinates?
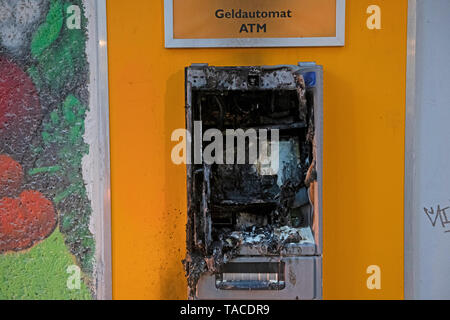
[0,0,109,300]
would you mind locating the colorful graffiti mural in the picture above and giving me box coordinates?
[0,0,96,299]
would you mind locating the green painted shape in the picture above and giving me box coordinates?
[29,1,87,93]
[0,230,92,300]
[30,0,64,58]
[36,25,86,92]
[54,183,83,204]
[50,110,59,124]
[62,94,80,124]
[28,166,62,176]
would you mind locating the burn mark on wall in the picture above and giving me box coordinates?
[184,65,318,298]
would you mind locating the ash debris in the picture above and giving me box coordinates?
[224,225,304,249]
[184,224,306,298]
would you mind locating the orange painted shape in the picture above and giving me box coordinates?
[107,0,407,300]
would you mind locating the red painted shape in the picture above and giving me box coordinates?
[20,191,57,242]
[0,55,41,155]
[0,197,32,251]
[0,191,57,253]
[0,155,24,198]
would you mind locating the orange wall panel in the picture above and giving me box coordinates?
[106,0,407,300]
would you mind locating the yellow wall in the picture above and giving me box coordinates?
[107,0,407,300]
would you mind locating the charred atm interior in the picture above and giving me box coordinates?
[185,64,323,300]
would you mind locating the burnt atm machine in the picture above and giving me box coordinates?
[184,63,323,300]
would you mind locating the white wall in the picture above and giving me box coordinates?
[405,0,450,299]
